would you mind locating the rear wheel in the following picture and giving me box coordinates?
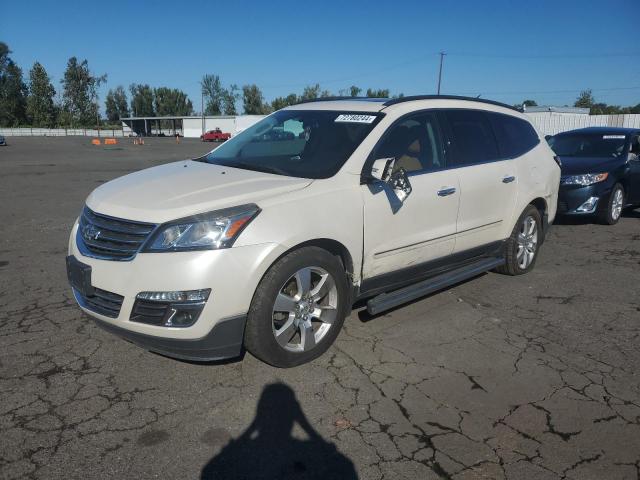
[597,184,624,225]
[496,205,542,276]
[244,247,349,367]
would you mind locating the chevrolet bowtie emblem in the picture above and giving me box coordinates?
[83,224,101,241]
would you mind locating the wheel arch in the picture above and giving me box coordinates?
[528,197,549,242]
[279,238,355,280]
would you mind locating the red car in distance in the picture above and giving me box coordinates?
[200,128,232,142]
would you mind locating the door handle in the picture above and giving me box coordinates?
[437,187,456,197]
[502,175,516,184]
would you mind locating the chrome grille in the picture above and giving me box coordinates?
[74,287,124,318]
[78,207,156,261]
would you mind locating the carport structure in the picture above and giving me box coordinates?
[120,116,184,137]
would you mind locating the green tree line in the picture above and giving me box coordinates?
[516,90,640,114]
[4,40,638,128]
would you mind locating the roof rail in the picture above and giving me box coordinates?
[293,96,390,105]
[294,96,357,105]
[382,95,522,112]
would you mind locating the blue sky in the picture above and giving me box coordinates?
[3,0,640,111]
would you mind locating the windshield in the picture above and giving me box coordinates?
[548,133,628,158]
[200,110,382,178]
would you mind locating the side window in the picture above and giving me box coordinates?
[444,110,499,166]
[374,112,445,173]
[488,112,540,158]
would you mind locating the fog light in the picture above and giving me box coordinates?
[136,289,210,302]
[576,197,598,213]
[163,305,204,327]
[131,289,211,328]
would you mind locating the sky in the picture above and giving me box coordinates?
[3,0,640,112]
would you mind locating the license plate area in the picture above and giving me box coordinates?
[66,256,94,296]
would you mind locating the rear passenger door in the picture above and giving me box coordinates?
[628,135,640,204]
[442,109,518,252]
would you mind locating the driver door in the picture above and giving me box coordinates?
[628,135,640,204]
[361,112,460,283]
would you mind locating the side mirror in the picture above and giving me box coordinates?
[370,157,395,181]
[369,157,412,204]
[544,134,553,142]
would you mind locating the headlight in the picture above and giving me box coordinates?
[560,173,608,186]
[143,204,260,252]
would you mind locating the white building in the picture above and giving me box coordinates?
[121,115,265,138]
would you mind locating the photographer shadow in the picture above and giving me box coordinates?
[201,382,357,480]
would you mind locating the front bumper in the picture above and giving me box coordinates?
[557,183,609,215]
[67,220,284,360]
[87,307,246,362]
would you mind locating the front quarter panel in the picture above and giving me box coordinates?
[235,176,364,283]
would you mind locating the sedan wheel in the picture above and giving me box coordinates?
[611,188,623,221]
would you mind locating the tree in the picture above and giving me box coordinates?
[153,87,193,116]
[349,85,362,97]
[129,84,155,116]
[242,84,267,114]
[104,85,129,122]
[366,88,389,98]
[222,84,240,115]
[522,99,538,107]
[201,74,225,115]
[0,42,28,126]
[60,57,105,126]
[300,84,321,102]
[271,93,298,111]
[574,89,594,109]
[26,62,56,127]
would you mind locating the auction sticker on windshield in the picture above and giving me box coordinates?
[335,114,377,124]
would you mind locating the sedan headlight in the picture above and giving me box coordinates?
[560,173,608,186]
[143,204,260,252]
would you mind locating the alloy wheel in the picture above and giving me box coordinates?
[271,266,338,352]
[611,189,623,220]
[516,215,538,270]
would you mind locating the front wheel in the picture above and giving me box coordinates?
[597,184,624,225]
[244,247,350,367]
[496,205,542,276]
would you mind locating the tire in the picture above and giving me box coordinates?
[597,184,624,225]
[496,205,542,276]
[244,247,350,368]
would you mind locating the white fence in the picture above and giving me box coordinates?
[525,113,640,136]
[2,113,640,138]
[0,128,126,137]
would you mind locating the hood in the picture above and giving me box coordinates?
[559,156,625,176]
[86,160,312,223]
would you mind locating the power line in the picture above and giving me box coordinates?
[448,51,640,59]
[455,86,640,96]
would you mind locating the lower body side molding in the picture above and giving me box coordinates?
[365,256,505,315]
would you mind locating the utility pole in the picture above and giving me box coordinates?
[437,51,446,95]
[201,90,205,136]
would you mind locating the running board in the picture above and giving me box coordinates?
[366,257,505,315]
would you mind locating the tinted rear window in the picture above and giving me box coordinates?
[444,110,499,165]
[488,112,539,158]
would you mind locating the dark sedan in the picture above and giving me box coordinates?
[548,127,640,224]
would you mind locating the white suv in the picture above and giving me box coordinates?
[67,96,560,367]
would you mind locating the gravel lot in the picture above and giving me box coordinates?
[1,136,639,480]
